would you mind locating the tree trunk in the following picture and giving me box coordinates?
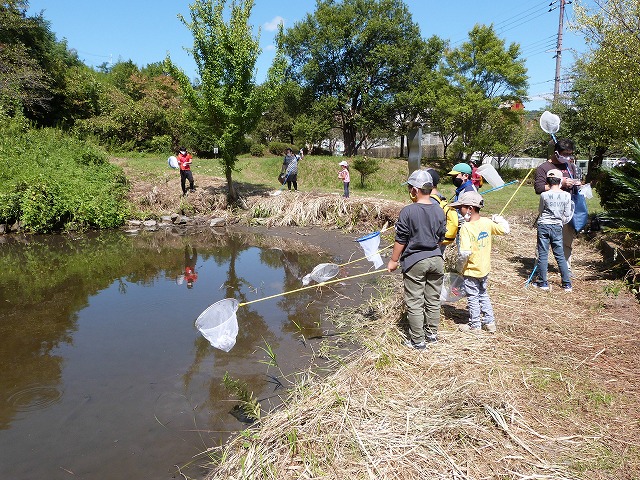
[400,135,405,157]
[344,124,357,157]
[225,163,239,205]
[586,145,607,184]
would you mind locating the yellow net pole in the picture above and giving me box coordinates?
[239,269,385,307]
[498,168,534,216]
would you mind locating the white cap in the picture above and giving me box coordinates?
[404,169,433,189]
[339,161,348,167]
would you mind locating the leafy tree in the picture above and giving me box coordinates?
[442,25,527,160]
[562,0,640,181]
[352,155,380,187]
[166,0,284,203]
[282,0,425,156]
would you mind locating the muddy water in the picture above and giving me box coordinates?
[0,227,383,479]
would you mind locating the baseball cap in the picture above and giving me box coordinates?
[403,169,433,189]
[447,163,472,175]
[449,191,484,208]
[425,168,440,186]
[339,160,349,167]
[546,168,563,179]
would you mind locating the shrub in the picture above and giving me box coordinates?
[268,141,294,156]
[250,143,265,157]
[352,155,380,187]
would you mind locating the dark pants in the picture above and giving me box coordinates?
[180,170,194,194]
[343,182,350,198]
[287,173,298,191]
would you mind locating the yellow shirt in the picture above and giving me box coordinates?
[458,217,507,278]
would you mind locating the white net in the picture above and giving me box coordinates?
[539,111,560,134]
[195,298,239,352]
[168,156,178,169]
[302,263,340,286]
[355,232,383,269]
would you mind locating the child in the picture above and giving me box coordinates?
[338,160,350,198]
[533,169,574,292]
[387,169,445,349]
[177,146,195,195]
[449,191,509,334]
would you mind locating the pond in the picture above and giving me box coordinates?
[0,226,383,479]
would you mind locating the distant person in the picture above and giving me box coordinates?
[450,191,510,334]
[534,138,580,271]
[337,160,350,198]
[177,147,195,196]
[281,148,299,191]
[469,160,483,189]
[532,169,574,292]
[387,169,445,349]
[184,246,198,289]
[426,168,459,251]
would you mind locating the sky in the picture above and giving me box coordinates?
[27,0,596,111]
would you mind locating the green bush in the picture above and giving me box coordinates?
[268,141,295,156]
[250,143,265,157]
[0,122,130,232]
[144,135,173,153]
[352,155,380,187]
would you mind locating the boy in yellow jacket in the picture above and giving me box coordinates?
[449,191,509,334]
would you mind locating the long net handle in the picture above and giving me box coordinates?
[239,269,385,307]
[498,168,534,216]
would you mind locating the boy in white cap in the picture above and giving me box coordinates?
[387,169,445,349]
[533,168,574,291]
[449,191,510,334]
[338,160,350,198]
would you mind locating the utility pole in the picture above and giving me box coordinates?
[553,0,567,104]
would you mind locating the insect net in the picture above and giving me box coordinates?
[440,272,465,303]
[539,111,560,135]
[301,263,340,286]
[195,298,239,352]
[355,231,384,269]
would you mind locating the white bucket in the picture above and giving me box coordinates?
[477,164,504,189]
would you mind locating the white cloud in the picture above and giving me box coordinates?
[264,16,285,32]
[265,44,275,51]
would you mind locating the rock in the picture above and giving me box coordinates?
[124,229,139,235]
[145,225,158,232]
[176,216,189,225]
[128,220,142,226]
[161,216,172,223]
[210,217,226,227]
[143,220,157,227]
[0,224,5,235]
[170,213,179,222]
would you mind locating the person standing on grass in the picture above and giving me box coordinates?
[387,169,445,350]
[177,147,195,196]
[281,147,299,191]
[426,168,459,252]
[449,191,510,335]
[534,138,581,271]
[338,160,350,198]
[448,162,477,201]
[532,169,574,292]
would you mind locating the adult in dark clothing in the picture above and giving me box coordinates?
[534,138,581,270]
[281,148,300,191]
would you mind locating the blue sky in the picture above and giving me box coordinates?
[28,0,595,110]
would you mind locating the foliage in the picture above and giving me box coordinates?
[352,156,380,187]
[442,25,528,160]
[250,143,264,157]
[0,118,129,232]
[564,0,640,178]
[268,141,294,156]
[282,0,426,156]
[166,0,285,203]
[598,139,640,234]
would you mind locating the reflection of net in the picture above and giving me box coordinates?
[355,232,383,269]
[195,298,239,352]
[302,263,340,286]
[440,272,464,303]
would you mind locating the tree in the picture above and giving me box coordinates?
[443,25,528,160]
[166,0,284,203]
[282,0,426,156]
[562,0,640,181]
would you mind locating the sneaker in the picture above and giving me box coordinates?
[562,283,573,292]
[531,281,549,291]
[482,322,497,333]
[425,333,438,344]
[458,324,481,335]
[403,339,427,350]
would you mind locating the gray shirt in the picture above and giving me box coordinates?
[538,189,574,225]
[395,202,445,271]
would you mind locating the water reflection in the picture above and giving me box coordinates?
[0,229,373,479]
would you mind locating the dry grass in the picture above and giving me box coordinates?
[202,216,640,480]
